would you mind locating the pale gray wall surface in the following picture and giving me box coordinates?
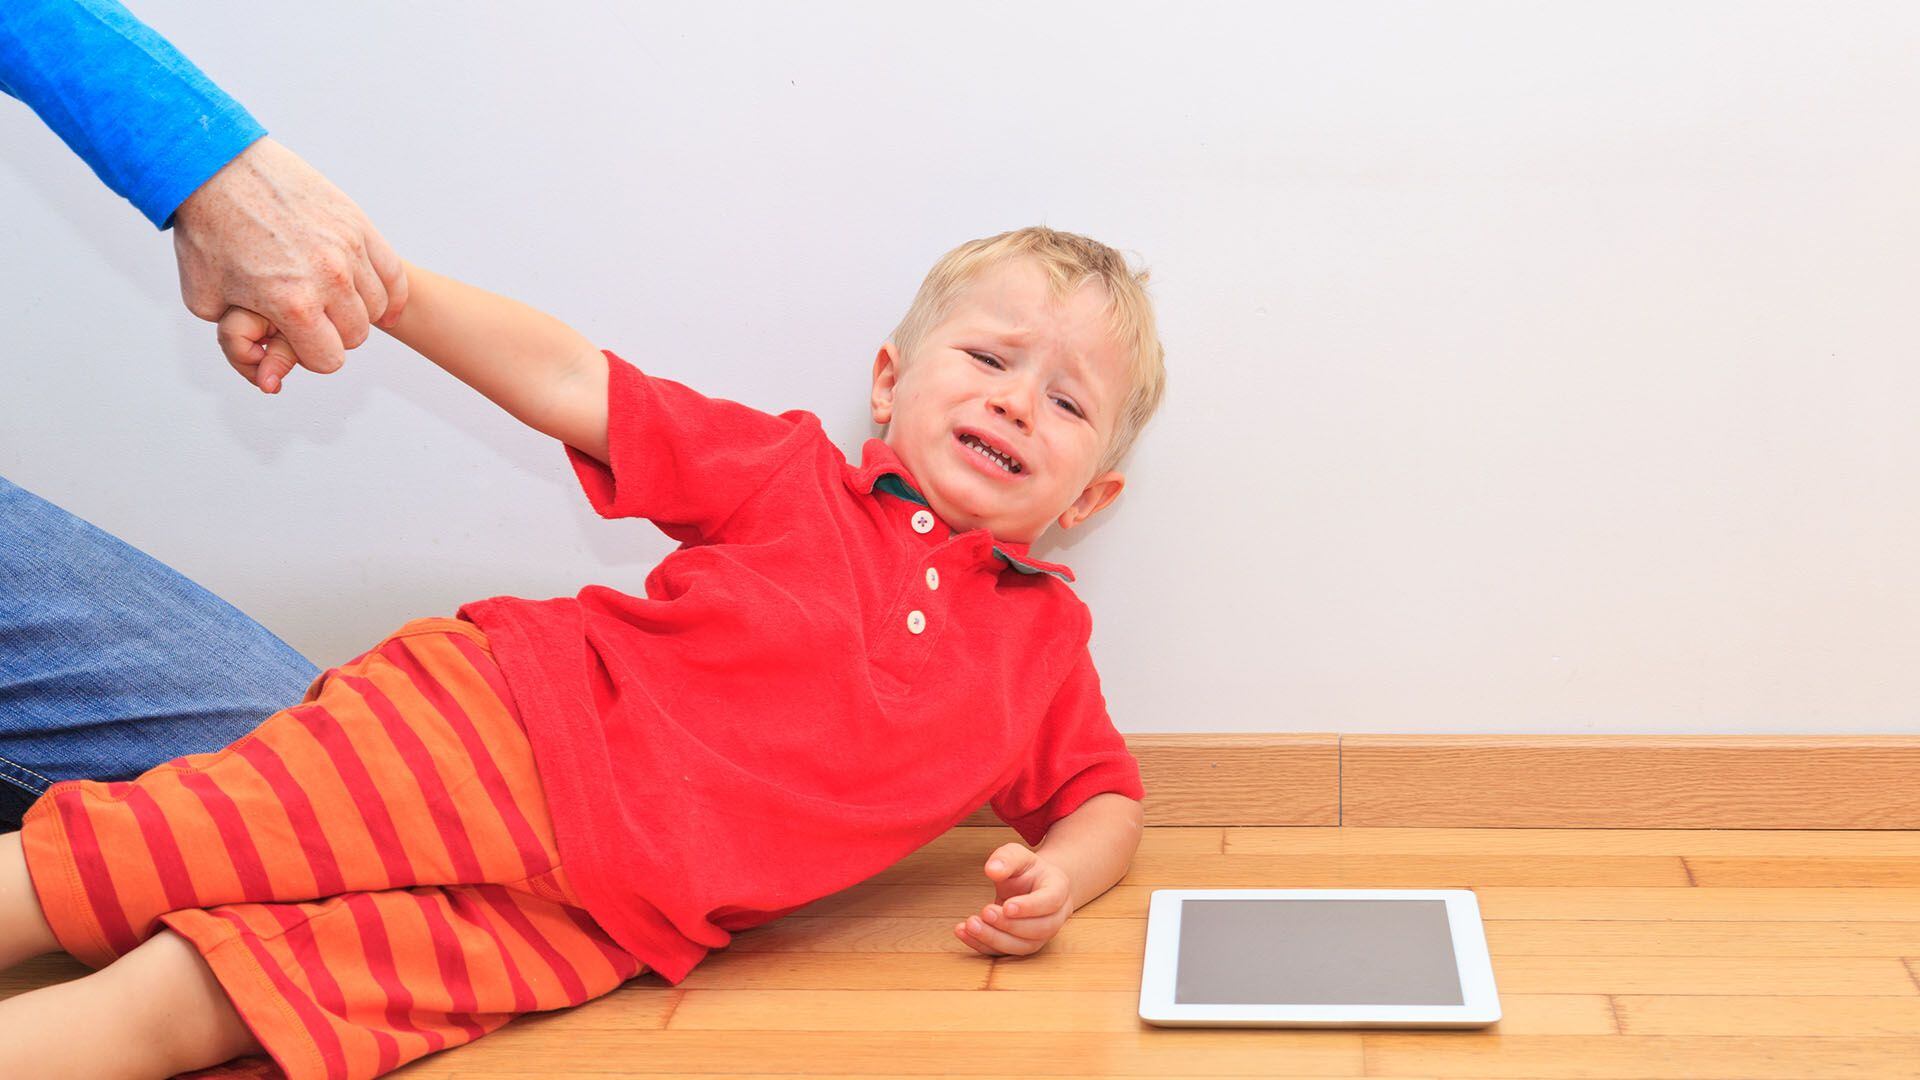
[3,1,1916,733]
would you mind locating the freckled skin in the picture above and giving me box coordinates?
[173,137,410,392]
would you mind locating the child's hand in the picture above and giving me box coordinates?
[954,842,1072,957]
[216,305,304,394]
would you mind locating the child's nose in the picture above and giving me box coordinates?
[989,396,1031,431]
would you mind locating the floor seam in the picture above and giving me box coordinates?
[658,987,687,1028]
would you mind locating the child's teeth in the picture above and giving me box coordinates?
[969,440,1014,471]
[960,433,1021,473]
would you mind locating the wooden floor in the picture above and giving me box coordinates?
[10,824,1920,1078]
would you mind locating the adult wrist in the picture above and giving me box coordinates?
[167,134,272,233]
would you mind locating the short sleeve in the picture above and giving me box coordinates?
[566,350,815,546]
[990,646,1146,847]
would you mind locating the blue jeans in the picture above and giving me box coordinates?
[0,474,318,830]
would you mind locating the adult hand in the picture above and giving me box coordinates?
[954,843,1074,957]
[172,137,409,394]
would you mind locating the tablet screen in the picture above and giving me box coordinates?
[1175,899,1465,1006]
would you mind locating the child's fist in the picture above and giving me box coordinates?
[954,842,1072,957]
[216,305,303,394]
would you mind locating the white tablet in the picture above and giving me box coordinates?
[1139,889,1501,1028]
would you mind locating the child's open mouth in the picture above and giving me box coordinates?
[955,431,1024,476]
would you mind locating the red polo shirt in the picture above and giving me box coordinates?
[459,351,1144,986]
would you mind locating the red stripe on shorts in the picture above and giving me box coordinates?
[472,883,590,1002]
[337,673,487,882]
[49,787,140,957]
[444,887,538,1013]
[288,703,417,890]
[445,632,523,729]
[344,892,448,1055]
[411,891,491,1044]
[178,768,274,901]
[219,908,352,1080]
[234,736,347,896]
[380,638,552,884]
[123,784,200,912]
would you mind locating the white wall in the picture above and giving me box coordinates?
[3,1,1917,734]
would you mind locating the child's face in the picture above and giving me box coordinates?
[870,257,1130,545]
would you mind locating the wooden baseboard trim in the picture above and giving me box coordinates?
[1339,734,1920,828]
[962,733,1920,829]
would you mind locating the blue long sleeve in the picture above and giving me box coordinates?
[0,0,265,229]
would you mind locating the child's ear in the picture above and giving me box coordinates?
[870,342,901,425]
[1057,470,1125,530]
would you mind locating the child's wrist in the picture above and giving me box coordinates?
[380,261,433,341]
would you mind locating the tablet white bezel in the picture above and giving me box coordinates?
[1138,888,1502,1028]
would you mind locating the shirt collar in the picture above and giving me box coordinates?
[847,438,1076,584]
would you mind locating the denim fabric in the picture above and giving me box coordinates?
[0,474,317,829]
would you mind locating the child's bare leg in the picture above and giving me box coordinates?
[0,928,262,1079]
[0,830,60,971]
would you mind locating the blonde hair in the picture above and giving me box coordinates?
[888,226,1167,475]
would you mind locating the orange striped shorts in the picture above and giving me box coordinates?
[19,617,645,1080]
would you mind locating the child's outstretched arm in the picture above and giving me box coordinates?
[381,261,611,462]
[217,260,610,462]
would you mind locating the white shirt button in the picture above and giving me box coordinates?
[910,509,936,534]
[906,610,926,634]
[925,567,940,590]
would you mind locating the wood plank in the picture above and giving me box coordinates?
[1617,995,1920,1035]
[1686,857,1920,887]
[0,953,88,1001]
[665,988,1154,1032]
[958,736,1920,830]
[1341,735,1920,828]
[725,915,1119,955]
[1490,955,1917,995]
[1362,1035,1920,1078]
[1483,919,1920,957]
[671,949,1904,1004]
[657,989,1610,1036]
[909,825,1224,865]
[959,823,1920,861]
[797,884,1920,921]
[402,1029,1369,1077]
[670,950,992,989]
[1471,887,1920,921]
[1221,827,1920,857]
[859,853,1690,891]
[726,914,1920,960]
[959,733,1340,827]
